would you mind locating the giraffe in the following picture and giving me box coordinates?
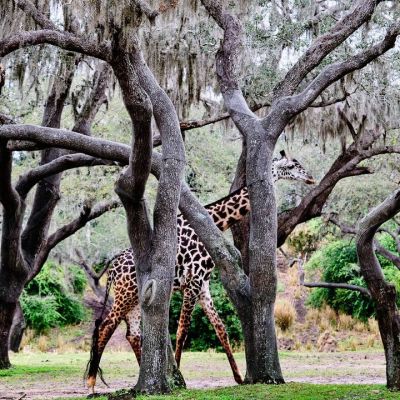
[85,150,315,392]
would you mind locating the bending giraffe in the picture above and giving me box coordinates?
[85,150,315,392]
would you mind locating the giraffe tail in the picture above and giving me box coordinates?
[84,261,113,388]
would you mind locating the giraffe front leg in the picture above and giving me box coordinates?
[124,303,142,365]
[86,309,123,393]
[175,289,198,368]
[199,292,243,384]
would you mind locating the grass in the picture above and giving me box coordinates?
[0,350,388,399]
[53,384,400,400]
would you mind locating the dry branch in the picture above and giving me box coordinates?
[301,281,371,298]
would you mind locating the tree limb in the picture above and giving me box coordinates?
[72,63,112,134]
[325,213,400,270]
[272,0,382,99]
[73,249,113,303]
[132,0,159,24]
[0,141,21,212]
[32,200,120,277]
[200,0,258,135]
[277,129,400,246]
[0,29,112,61]
[15,0,58,30]
[301,281,371,298]
[15,153,119,198]
[286,21,400,117]
[0,124,130,163]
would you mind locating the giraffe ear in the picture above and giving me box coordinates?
[280,150,286,158]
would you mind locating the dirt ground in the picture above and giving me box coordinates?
[0,349,386,400]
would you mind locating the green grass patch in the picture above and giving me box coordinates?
[0,364,79,378]
[53,384,399,400]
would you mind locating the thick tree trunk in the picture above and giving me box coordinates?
[0,300,17,369]
[112,45,185,395]
[242,302,283,384]
[357,189,400,390]
[9,302,25,352]
[376,288,400,389]
[135,280,171,393]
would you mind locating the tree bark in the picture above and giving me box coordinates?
[0,58,113,368]
[356,189,400,390]
[9,302,26,353]
[0,300,17,368]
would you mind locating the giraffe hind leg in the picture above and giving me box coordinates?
[86,308,124,393]
[124,303,142,365]
[199,292,243,384]
[175,289,199,368]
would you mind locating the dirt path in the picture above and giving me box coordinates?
[0,350,386,400]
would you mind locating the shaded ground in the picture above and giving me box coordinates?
[0,350,386,400]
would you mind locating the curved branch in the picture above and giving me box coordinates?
[15,153,119,198]
[277,129,400,246]
[0,124,130,162]
[287,21,400,117]
[32,199,120,277]
[272,0,382,99]
[0,29,112,61]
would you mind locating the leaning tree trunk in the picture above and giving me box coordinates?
[356,189,400,390]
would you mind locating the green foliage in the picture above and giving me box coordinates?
[306,238,400,321]
[21,261,87,333]
[20,295,63,333]
[169,271,242,351]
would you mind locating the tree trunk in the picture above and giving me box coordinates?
[0,300,17,369]
[242,302,283,384]
[135,279,171,393]
[9,301,25,352]
[376,288,400,389]
[357,189,400,390]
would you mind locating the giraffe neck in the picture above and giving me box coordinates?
[204,160,281,231]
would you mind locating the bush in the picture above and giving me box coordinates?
[21,261,88,333]
[306,237,400,321]
[169,271,242,351]
[275,300,296,331]
[20,295,62,333]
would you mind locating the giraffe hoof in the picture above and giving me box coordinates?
[235,374,244,385]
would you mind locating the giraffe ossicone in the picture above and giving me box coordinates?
[85,151,315,393]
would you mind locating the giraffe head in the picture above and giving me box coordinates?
[273,150,315,184]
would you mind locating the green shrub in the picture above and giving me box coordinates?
[20,294,62,333]
[21,261,88,333]
[306,237,400,321]
[169,271,242,351]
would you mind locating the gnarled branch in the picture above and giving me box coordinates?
[15,153,119,198]
[33,200,120,277]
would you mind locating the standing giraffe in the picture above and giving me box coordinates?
[85,150,315,392]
